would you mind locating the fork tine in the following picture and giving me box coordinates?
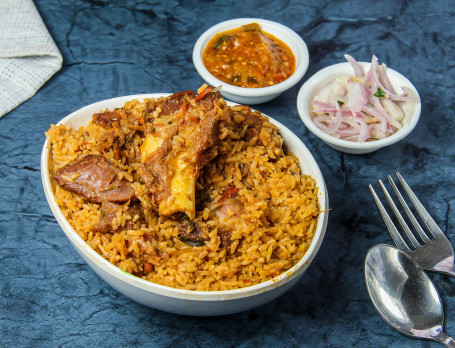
[396,172,444,238]
[369,184,410,251]
[377,180,421,249]
[387,175,432,243]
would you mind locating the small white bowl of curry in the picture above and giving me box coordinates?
[193,18,309,105]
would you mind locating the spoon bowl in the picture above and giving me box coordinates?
[365,244,455,346]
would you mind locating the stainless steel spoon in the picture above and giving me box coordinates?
[365,244,455,347]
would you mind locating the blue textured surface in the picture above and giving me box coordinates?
[1,0,455,346]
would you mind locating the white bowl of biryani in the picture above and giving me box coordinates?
[41,86,328,316]
[297,55,421,154]
[193,18,309,104]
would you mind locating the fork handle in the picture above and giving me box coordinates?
[434,331,455,347]
[434,259,455,278]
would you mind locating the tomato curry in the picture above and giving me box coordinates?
[202,23,296,88]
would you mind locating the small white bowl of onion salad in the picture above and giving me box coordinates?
[297,55,421,154]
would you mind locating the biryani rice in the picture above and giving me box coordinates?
[46,94,320,291]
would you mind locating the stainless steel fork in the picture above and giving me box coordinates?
[369,172,455,277]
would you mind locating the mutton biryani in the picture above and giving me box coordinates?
[45,85,320,291]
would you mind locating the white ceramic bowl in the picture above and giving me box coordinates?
[41,94,328,316]
[297,62,421,154]
[193,18,309,105]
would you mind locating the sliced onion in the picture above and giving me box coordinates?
[365,55,378,84]
[400,86,415,96]
[344,135,360,142]
[366,88,396,133]
[362,106,387,133]
[313,115,336,132]
[312,100,335,109]
[353,111,364,119]
[378,63,396,95]
[312,100,353,116]
[311,54,419,143]
[387,87,420,101]
[372,68,418,102]
[327,115,370,142]
[357,118,369,142]
[344,54,364,77]
[313,115,333,123]
[334,128,361,137]
[367,79,394,132]
[326,102,342,134]
[312,107,353,116]
[312,115,331,132]
[312,103,342,134]
[342,116,362,129]
[372,95,402,129]
[369,61,398,98]
[347,82,369,112]
[369,124,387,140]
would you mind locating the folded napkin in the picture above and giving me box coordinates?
[0,0,62,118]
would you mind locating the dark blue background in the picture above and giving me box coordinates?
[1,1,454,346]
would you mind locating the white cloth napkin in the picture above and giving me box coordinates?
[0,0,62,118]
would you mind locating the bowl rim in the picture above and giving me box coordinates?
[192,18,309,98]
[41,93,328,301]
[297,61,421,150]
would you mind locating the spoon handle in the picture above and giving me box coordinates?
[434,331,455,347]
